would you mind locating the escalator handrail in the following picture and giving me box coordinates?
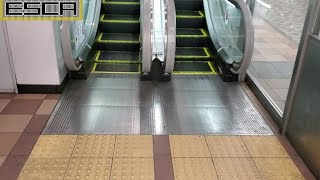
[204,0,254,81]
[164,0,176,73]
[141,0,152,73]
[61,0,101,71]
[61,21,82,71]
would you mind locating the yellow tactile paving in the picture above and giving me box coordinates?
[65,158,112,180]
[172,158,218,180]
[110,158,154,180]
[242,136,289,157]
[169,135,211,157]
[72,135,115,157]
[114,135,153,157]
[18,157,69,180]
[206,136,251,157]
[254,158,304,180]
[30,135,78,158]
[214,158,262,180]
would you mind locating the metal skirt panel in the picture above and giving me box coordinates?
[43,74,273,135]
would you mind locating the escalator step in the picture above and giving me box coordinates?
[93,63,140,73]
[100,14,139,22]
[173,61,216,75]
[100,33,139,43]
[102,0,140,15]
[175,0,204,11]
[176,11,205,28]
[97,33,140,51]
[100,14,140,33]
[96,51,139,63]
[176,10,204,18]
[177,28,207,37]
[176,28,209,46]
[175,47,211,61]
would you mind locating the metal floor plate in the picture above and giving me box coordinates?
[43,74,273,135]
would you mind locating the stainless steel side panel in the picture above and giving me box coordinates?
[285,35,320,178]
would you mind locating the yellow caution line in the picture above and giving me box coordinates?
[91,63,141,74]
[172,62,217,75]
[97,33,140,43]
[95,60,140,64]
[100,14,140,23]
[176,28,208,38]
[177,11,204,18]
[176,47,211,58]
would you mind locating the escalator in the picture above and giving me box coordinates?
[61,0,253,82]
[173,0,217,75]
[92,0,141,74]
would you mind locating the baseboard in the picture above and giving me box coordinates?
[17,73,69,94]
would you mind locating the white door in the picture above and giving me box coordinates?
[0,22,16,92]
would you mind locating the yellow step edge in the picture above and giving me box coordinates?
[176,47,211,58]
[177,11,204,18]
[100,14,139,23]
[91,63,141,74]
[176,29,208,38]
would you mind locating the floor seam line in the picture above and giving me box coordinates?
[240,136,264,179]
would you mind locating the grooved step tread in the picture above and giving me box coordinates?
[173,61,216,74]
[176,10,204,18]
[98,33,140,43]
[177,28,207,37]
[96,51,140,63]
[176,47,210,58]
[100,14,139,23]
[92,63,140,74]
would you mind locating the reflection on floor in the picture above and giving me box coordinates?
[248,0,309,111]
[16,135,304,180]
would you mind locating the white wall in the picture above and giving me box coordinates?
[0,22,15,92]
[6,21,68,85]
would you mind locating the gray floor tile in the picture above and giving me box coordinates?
[273,89,289,101]
[265,79,291,89]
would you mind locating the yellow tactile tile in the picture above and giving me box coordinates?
[172,158,218,180]
[18,157,70,180]
[242,136,289,157]
[214,158,262,180]
[169,135,211,157]
[65,158,112,180]
[114,135,153,157]
[254,158,304,180]
[72,135,115,157]
[206,136,251,157]
[110,158,154,180]
[30,135,78,158]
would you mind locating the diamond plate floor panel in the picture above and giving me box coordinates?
[43,74,273,135]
